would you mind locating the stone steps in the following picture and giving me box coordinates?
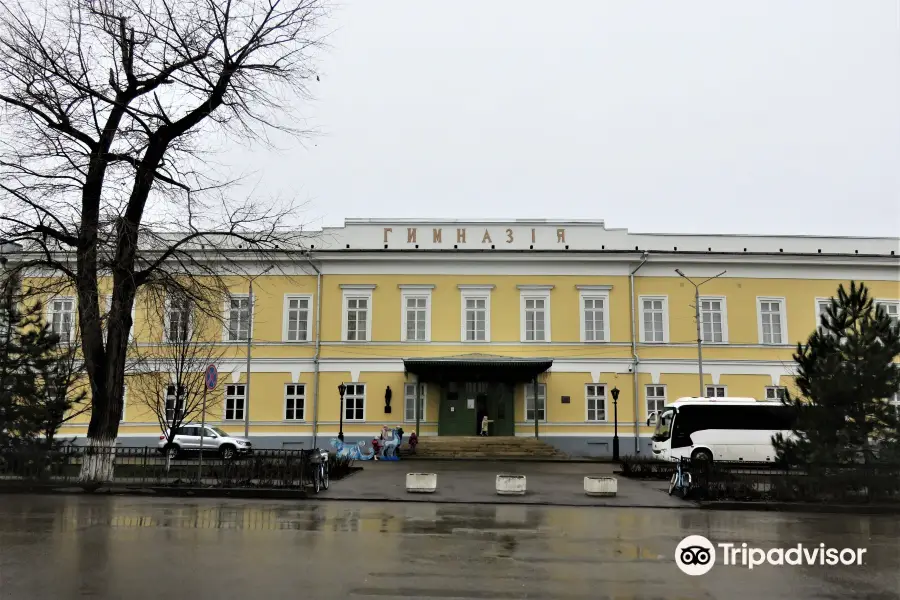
[411,436,567,459]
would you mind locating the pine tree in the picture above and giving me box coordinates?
[774,281,900,465]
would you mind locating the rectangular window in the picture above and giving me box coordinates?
[758,298,785,344]
[49,297,75,343]
[284,296,310,342]
[585,384,607,422]
[226,296,250,341]
[583,296,607,342]
[165,384,186,422]
[346,297,369,341]
[646,385,666,417]
[876,301,899,327]
[699,298,726,343]
[166,296,191,342]
[815,298,832,335]
[284,384,305,420]
[524,298,546,341]
[403,383,426,422]
[344,383,365,421]
[404,296,428,342]
[524,383,546,421]
[705,385,726,398]
[464,297,487,341]
[765,386,786,401]
[225,384,246,421]
[640,297,667,343]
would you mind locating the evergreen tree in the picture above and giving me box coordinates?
[774,281,900,465]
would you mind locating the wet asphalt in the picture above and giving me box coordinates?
[0,495,896,599]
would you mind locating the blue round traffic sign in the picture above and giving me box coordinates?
[204,364,218,390]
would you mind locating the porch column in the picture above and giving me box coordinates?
[533,376,539,439]
[415,375,421,437]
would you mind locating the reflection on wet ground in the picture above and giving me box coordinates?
[0,495,897,599]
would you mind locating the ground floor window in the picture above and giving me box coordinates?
[585,384,607,422]
[705,385,726,398]
[285,384,305,420]
[344,383,365,421]
[765,386,787,401]
[225,384,246,421]
[646,385,666,417]
[524,383,546,421]
[404,383,426,421]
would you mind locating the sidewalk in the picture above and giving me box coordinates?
[316,459,692,508]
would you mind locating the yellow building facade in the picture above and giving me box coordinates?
[44,219,900,456]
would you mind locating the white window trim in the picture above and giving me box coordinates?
[343,382,367,422]
[340,285,375,342]
[399,284,434,343]
[584,383,608,423]
[518,285,553,343]
[283,383,306,421]
[47,296,76,344]
[765,386,787,401]
[403,382,427,422]
[282,293,313,343]
[163,383,186,422]
[458,284,493,343]
[223,383,247,421]
[222,293,254,343]
[704,384,727,398]
[875,299,899,322]
[524,382,547,423]
[577,285,611,343]
[121,385,127,422]
[698,295,728,344]
[645,384,667,418]
[164,294,193,343]
[814,297,831,333]
[638,295,669,344]
[757,296,788,345]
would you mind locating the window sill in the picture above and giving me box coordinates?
[281,420,307,424]
[282,340,312,344]
[580,339,608,344]
[401,339,431,344]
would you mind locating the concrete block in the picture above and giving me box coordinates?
[406,472,437,493]
[584,475,617,497]
[496,473,526,495]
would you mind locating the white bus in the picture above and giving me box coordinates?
[648,397,797,463]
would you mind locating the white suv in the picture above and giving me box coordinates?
[158,425,252,460]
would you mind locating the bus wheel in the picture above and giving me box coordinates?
[691,449,713,463]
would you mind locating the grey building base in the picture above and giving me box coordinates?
[82,434,653,458]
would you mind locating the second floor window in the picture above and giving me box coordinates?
[49,297,75,343]
[404,296,427,341]
[641,297,666,343]
[227,296,250,341]
[346,297,369,341]
[700,298,725,343]
[523,298,547,341]
[583,296,606,342]
[876,301,899,327]
[285,296,310,342]
[167,296,190,342]
[464,297,487,341]
[759,299,785,344]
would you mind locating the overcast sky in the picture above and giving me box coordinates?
[226,0,900,238]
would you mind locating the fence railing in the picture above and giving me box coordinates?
[619,455,900,503]
[0,446,352,489]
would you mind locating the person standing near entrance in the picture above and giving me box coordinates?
[480,415,492,436]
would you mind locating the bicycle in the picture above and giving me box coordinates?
[312,449,329,493]
[668,458,692,498]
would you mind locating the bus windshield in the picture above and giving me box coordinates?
[653,408,676,442]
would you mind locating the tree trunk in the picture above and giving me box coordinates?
[79,435,116,484]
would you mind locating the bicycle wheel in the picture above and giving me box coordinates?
[322,463,329,490]
[668,473,677,496]
[313,464,321,493]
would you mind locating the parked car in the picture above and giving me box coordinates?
[158,425,252,460]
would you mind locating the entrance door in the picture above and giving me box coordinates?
[439,382,472,436]
[487,383,515,436]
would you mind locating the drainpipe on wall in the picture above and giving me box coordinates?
[629,251,650,454]
[306,252,323,449]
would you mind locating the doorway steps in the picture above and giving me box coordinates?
[408,436,567,460]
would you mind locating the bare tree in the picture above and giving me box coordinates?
[0,0,325,481]
[130,291,224,471]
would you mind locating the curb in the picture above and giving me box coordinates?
[310,493,705,510]
[699,501,900,515]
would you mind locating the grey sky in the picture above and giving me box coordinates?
[226,0,900,237]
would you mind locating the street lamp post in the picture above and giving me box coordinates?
[675,268,726,398]
[243,265,274,438]
[337,383,346,442]
[611,386,620,461]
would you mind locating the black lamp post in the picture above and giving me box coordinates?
[337,383,346,442]
[611,386,620,461]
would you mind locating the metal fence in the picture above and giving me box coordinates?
[0,446,331,489]
[620,455,900,503]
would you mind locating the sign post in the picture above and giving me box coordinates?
[199,365,218,483]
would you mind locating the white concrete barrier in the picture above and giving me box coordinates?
[406,472,437,493]
[584,476,617,497]
[496,474,527,495]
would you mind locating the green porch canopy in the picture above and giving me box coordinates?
[403,353,553,383]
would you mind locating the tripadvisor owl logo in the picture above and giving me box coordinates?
[675,535,716,576]
[675,535,869,575]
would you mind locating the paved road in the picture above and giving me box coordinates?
[0,495,896,599]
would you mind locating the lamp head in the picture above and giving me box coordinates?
[338,382,346,396]
[611,386,620,401]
